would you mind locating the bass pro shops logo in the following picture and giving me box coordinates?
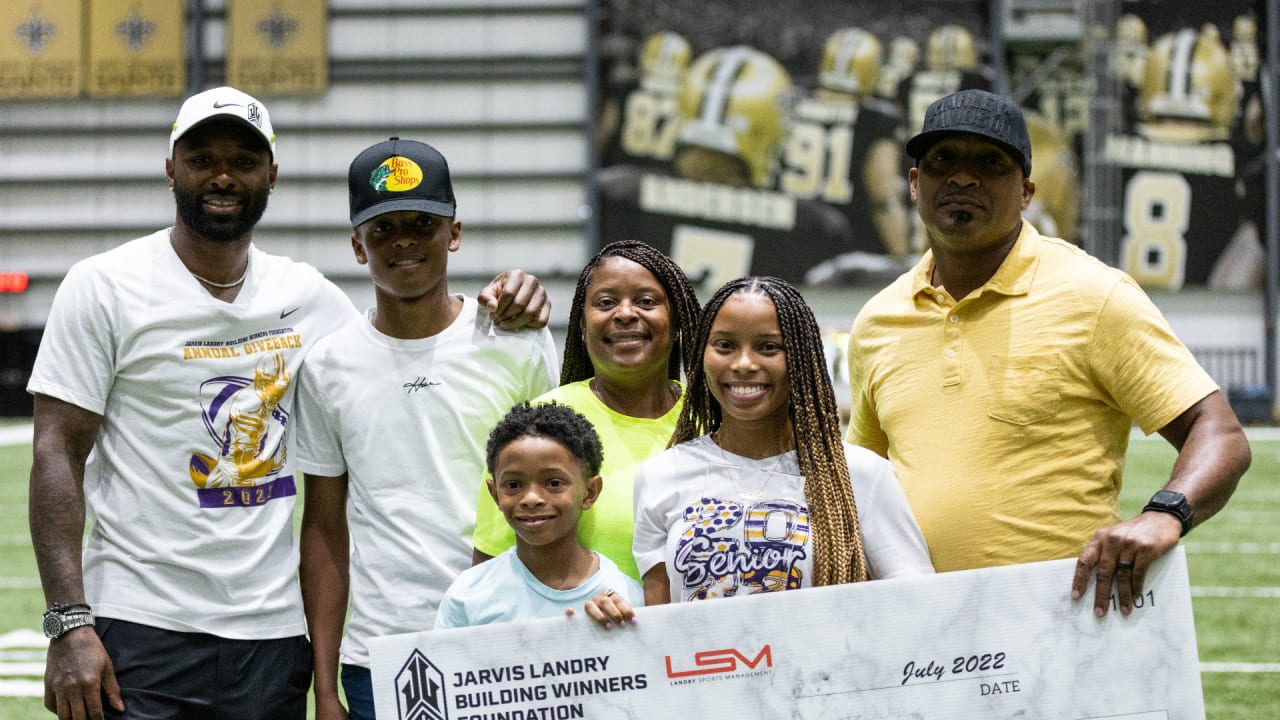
[396,650,448,720]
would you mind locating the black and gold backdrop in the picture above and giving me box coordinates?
[590,0,1270,293]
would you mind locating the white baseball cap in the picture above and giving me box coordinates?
[170,86,276,156]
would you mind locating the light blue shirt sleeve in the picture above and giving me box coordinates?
[433,578,472,630]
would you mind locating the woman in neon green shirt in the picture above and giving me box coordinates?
[473,240,700,578]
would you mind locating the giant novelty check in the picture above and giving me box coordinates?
[370,548,1203,719]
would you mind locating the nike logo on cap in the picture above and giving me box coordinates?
[212,101,244,109]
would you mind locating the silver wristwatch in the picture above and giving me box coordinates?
[42,607,94,640]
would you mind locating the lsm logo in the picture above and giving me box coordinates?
[665,645,773,679]
[396,650,448,720]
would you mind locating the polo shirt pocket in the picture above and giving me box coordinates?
[987,353,1062,425]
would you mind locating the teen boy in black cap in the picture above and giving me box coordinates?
[845,89,1249,614]
[295,138,560,720]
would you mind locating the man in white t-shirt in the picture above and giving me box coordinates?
[27,88,549,720]
[295,137,560,720]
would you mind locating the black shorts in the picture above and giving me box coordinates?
[98,617,312,720]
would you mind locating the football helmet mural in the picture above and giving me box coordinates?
[677,45,795,188]
[926,24,978,71]
[1023,112,1080,244]
[638,31,692,93]
[888,36,920,70]
[877,35,920,99]
[818,27,882,97]
[1141,25,1239,130]
[1112,13,1149,86]
[1229,14,1259,83]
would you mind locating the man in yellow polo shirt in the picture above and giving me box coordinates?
[846,89,1252,617]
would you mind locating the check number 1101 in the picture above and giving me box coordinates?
[1110,589,1157,613]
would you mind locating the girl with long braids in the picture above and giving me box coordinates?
[473,240,700,580]
[595,276,931,614]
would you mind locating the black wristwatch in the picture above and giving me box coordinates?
[42,605,94,640]
[1143,489,1194,537]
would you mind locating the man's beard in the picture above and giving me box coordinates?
[174,185,270,244]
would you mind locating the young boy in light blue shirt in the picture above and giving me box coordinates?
[436,402,643,629]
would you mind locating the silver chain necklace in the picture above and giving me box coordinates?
[712,432,789,500]
[170,229,248,288]
[190,269,247,288]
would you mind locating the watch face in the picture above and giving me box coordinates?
[1145,490,1193,536]
[1151,490,1189,513]
[42,613,62,638]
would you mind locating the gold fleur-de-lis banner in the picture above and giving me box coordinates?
[227,0,328,96]
[87,0,184,97]
[0,1,82,98]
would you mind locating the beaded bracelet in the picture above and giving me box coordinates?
[44,602,92,616]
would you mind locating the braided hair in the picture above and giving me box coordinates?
[672,276,869,586]
[561,240,701,385]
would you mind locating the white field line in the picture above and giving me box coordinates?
[1130,426,1280,441]
[1191,586,1280,598]
[1239,427,1280,441]
[0,425,32,446]
[1184,542,1280,554]
[0,679,42,696]
[1214,510,1280,523]
[1201,662,1280,672]
[0,577,40,589]
[0,631,45,698]
[0,630,44,648]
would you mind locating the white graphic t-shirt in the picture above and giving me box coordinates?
[633,435,933,601]
[28,229,357,638]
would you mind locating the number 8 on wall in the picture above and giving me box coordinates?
[1121,170,1190,290]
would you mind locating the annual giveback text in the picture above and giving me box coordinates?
[183,332,302,359]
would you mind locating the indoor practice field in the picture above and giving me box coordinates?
[0,424,1276,719]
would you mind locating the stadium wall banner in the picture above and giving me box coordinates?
[0,1,82,99]
[86,0,184,97]
[1007,0,1267,292]
[226,0,328,96]
[592,0,991,291]
[592,0,1270,295]
[369,549,1204,719]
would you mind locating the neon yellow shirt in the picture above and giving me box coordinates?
[847,221,1217,572]
[473,379,682,579]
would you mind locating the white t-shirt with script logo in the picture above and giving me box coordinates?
[293,296,558,666]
